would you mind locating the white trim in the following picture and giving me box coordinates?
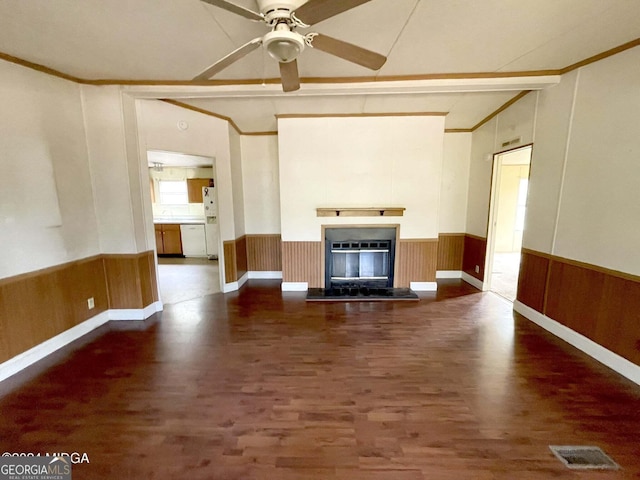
[125,75,561,99]
[514,300,640,386]
[248,271,283,279]
[109,301,163,321]
[436,270,462,279]
[0,311,110,383]
[410,281,437,291]
[222,281,239,293]
[281,282,308,292]
[461,272,484,290]
[222,272,250,293]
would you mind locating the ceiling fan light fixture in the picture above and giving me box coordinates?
[263,29,305,63]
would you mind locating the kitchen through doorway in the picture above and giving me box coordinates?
[485,145,532,302]
[148,150,222,305]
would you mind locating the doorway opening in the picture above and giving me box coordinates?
[147,150,222,305]
[485,145,532,302]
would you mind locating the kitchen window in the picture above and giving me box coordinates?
[158,180,188,205]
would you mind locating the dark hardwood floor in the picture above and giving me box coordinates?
[1,279,639,479]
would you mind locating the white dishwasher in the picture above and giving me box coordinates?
[180,224,207,257]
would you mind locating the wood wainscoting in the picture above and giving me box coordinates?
[437,233,465,271]
[281,242,322,288]
[246,234,282,272]
[462,234,487,281]
[517,248,640,366]
[395,239,439,287]
[224,235,282,283]
[0,251,157,364]
[222,236,249,284]
[103,252,158,309]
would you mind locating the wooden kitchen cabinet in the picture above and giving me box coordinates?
[155,224,183,255]
[187,178,212,203]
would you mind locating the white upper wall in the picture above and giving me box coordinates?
[278,116,445,241]
[440,133,471,233]
[81,85,139,253]
[523,72,577,253]
[229,126,245,238]
[552,47,640,274]
[241,135,281,234]
[466,117,496,237]
[0,61,99,279]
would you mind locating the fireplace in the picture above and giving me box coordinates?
[324,227,397,290]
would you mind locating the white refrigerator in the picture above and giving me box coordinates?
[203,186,219,259]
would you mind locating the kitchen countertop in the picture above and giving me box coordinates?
[153,218,205,225]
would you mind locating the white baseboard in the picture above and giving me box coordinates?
[514,300,640,386]
[248,271,283,279]
[222,281,238,293]
[410,282,437,291]
[461,272,483,290]
[238,272,249,288]
[281,282,308,292]
[109,301,163,321]
[436,271,462,279]
[0,301,165,383]
[0,311,110,383]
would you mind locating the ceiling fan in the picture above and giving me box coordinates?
[195,0,387,92]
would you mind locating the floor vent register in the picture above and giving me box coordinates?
[549,445,620,470]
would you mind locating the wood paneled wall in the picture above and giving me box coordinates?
[225,234,283,283]
[396,239,439,287]
[235,236,248,281]
[282,242,322,288]
[246,234,282,271]
[462,234,487,281]
[437,233,465,271]
[223,240,237,284]
[103,251,158,309]
[0,251,157,364]
[517,248,640,366]
[516,249,549,312]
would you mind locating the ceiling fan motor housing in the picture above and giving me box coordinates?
[257,0,306,19]
[263,26,306,63]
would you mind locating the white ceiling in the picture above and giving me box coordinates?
[1,0,638,132]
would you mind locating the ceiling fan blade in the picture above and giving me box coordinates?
[193,37,262,80]
[294,0,371,25]
[200,0,263,21]
[309,33,386,70]
[279,60,300,92]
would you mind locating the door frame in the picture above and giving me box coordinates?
[483,144,533,292]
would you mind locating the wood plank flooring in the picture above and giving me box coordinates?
[1,280,639,479]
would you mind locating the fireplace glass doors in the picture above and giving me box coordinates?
[324,227,397,289]
[330,241,391,288]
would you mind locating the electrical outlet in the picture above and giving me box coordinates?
[87,297,95,309]
[475,265,480,273]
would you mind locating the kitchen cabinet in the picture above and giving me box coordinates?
[187,178,212,203]
[155,224,183,255]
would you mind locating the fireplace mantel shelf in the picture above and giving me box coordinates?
[316,207,405,217]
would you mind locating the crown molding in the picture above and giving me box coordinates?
[1,37,638,135]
